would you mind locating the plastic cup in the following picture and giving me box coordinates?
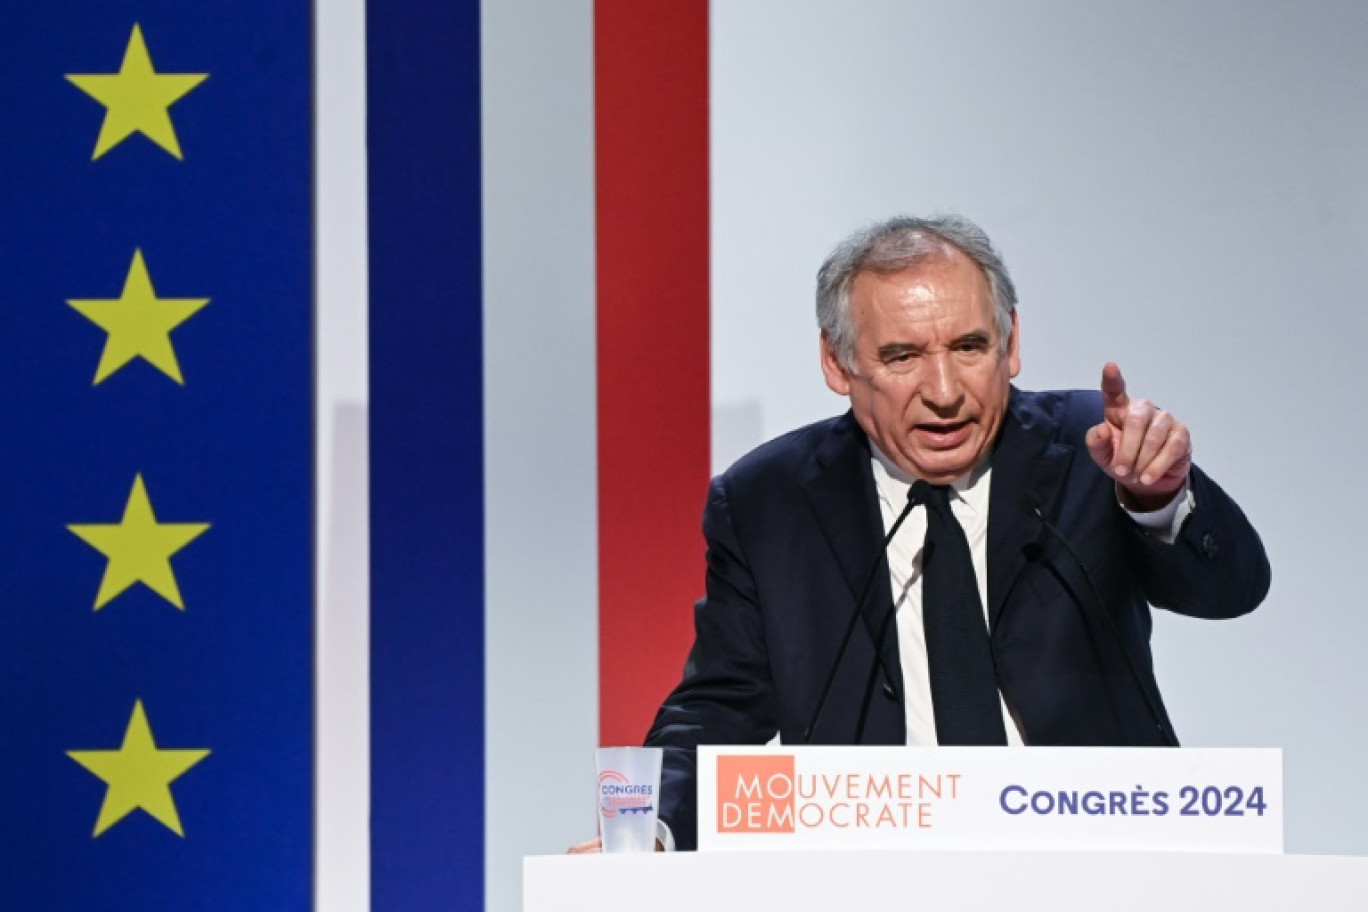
[595,747,663,853]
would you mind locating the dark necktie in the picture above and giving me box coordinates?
[912,480,1008,745]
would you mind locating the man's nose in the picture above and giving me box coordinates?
[920,352,963,409]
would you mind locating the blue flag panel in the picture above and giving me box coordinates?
[367,0,485,910]
[1,3,312,909]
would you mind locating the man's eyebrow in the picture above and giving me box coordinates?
[876,342,923,359]
[876,332,992,359]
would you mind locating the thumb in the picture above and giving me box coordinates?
[1086,420,1115,469]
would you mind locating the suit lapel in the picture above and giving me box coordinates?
[987,389,1074,627]
[800,413,902,692]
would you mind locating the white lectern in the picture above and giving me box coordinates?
[525,850,1368,911]
[529,747,1366,910]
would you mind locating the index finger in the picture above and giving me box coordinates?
[1101,362,1128,408]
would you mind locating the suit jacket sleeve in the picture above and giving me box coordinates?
[1126,464,1270,619]
[645,472,779,851]
[1035,389,1269,625]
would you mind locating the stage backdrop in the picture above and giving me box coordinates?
[18,3,1354,912]
[478,3,1368,912]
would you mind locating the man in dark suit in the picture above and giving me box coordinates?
[580,214,1269,853]
[629,211,1269,847]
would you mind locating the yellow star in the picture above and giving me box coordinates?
[67,250,210,385]
[66,23,208,160]
[67,700,211,837]
[67,474,210,611]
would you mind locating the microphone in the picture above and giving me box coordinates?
[851,559,904,744]
[801,486,920,744]
[1020,495,1179,747]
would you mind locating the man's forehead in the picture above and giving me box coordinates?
[853,264,995,324]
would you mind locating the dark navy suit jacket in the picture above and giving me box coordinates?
[645,387,1270,850]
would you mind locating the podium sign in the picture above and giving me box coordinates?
[698,746,1282,853]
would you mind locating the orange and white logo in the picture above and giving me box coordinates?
[717,754,796,833]
[715,751,964,836]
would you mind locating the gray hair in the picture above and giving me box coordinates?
[816,214,1018,371]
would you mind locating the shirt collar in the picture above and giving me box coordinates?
[868,442,992,517]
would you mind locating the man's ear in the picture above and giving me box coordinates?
[820,333,852,396]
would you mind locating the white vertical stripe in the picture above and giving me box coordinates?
[315,0,370,908]
[482,2,599,910]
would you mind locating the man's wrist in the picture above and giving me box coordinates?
[1117,484,1179,513]
[1121,476,1194,544]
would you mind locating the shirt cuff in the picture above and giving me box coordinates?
[1121,476,1194,544]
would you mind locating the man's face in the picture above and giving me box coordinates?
[821,248,1020,484]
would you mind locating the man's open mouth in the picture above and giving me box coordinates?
[914,420,971,446]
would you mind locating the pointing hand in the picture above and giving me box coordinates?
[1085,363,1191,511]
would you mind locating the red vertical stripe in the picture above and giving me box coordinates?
[595,0,710,746]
